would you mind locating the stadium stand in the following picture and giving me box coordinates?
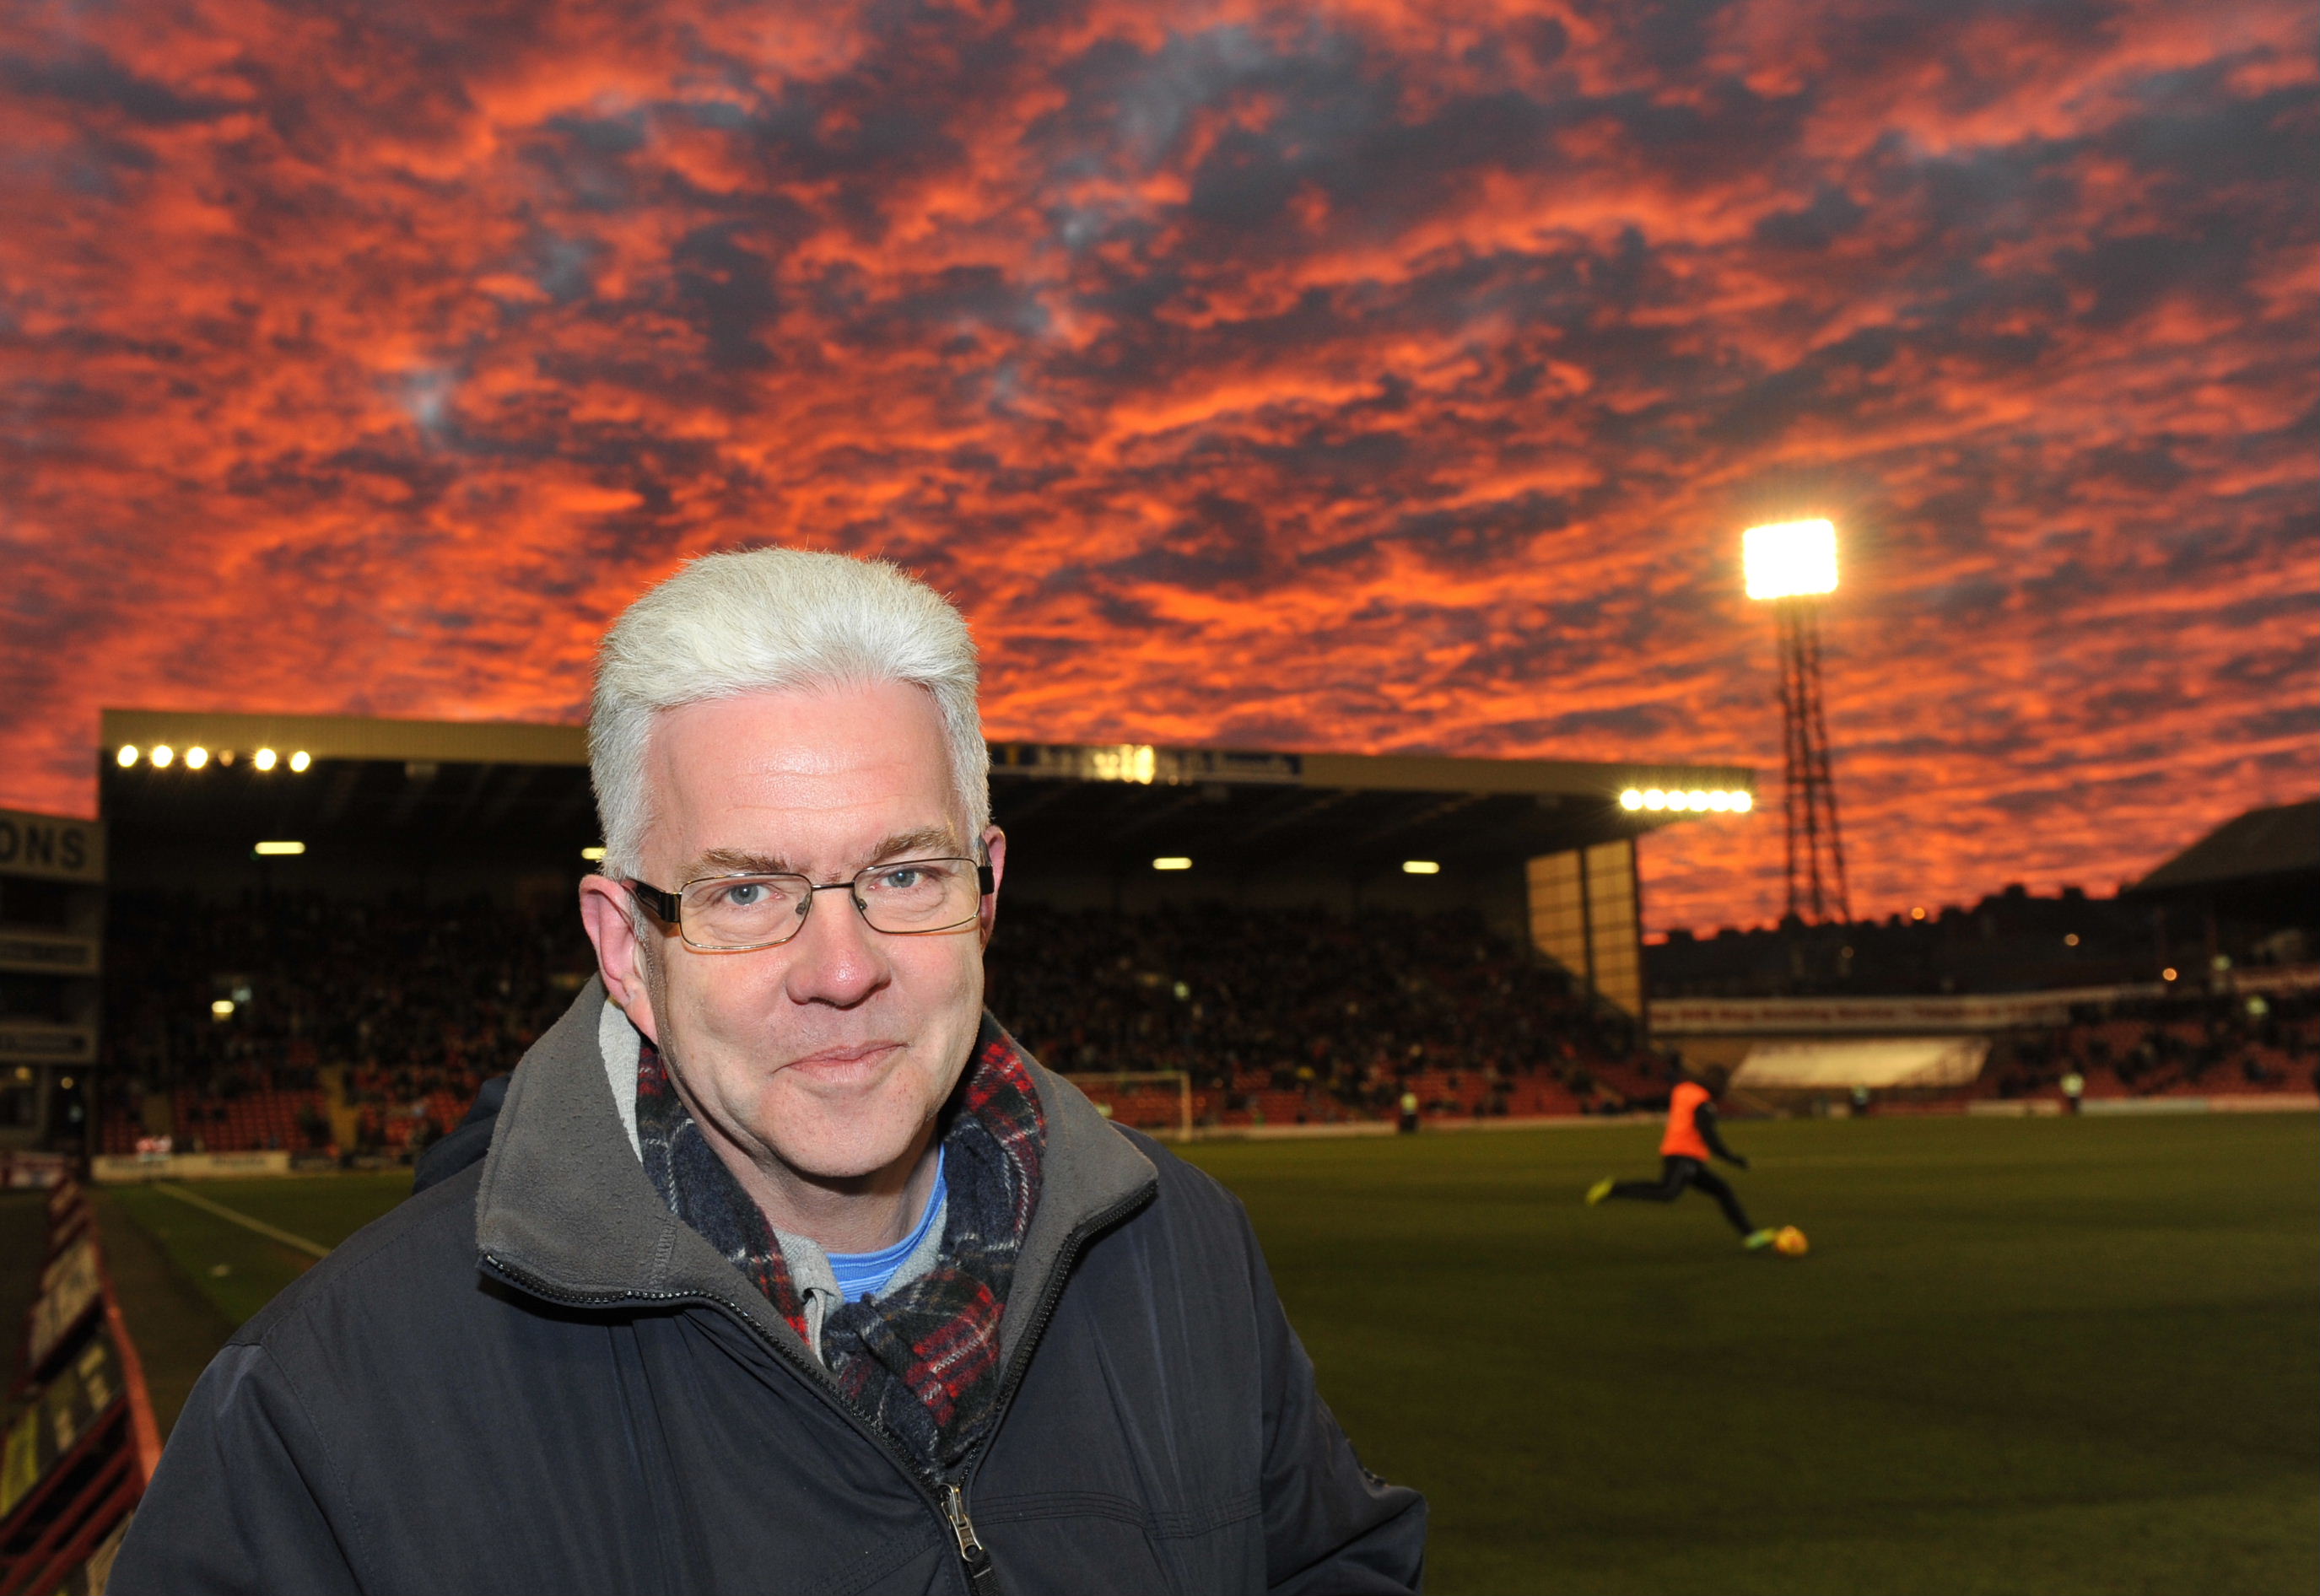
[100,892,595,1156]
[105,884,2307,1151]
[100,892,1672,1151]
[1978,995,2320,1103]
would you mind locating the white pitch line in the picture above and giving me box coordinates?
[153,1182,332,1260]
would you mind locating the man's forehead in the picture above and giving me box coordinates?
[642,687,964,873]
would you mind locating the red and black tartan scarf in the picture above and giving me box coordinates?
[634,1016,1045,1478]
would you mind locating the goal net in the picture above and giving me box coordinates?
[1068,1071,1194,1140]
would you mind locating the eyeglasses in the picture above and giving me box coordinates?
[627,857,995,952]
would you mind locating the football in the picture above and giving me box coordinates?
[1774,1226,1810,1257]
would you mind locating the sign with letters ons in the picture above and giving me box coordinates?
[0,809,104,886]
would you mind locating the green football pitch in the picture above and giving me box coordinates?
[77,1113,2320,1594]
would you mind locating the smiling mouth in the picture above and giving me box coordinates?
[782,1042,904,1073]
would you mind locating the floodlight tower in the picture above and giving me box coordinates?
[1743,519,1852,925]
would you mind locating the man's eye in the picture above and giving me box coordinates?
[878,868,923,891]
[722,882,772,907]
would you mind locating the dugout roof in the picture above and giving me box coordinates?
[97,708,1756,878]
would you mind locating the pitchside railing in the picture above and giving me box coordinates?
[0,1173,159,1596]
[1071,1071,1195,1140]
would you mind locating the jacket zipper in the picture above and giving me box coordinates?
[945,1482,998,1593]
[485,1183,1149,1596]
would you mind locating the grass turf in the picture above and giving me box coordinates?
[97,1115,2317,1594]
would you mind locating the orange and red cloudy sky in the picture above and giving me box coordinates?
[2,0,2312,930]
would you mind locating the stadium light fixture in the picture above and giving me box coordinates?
[253,840,306,856]
[252,747,278,772]
[210,999,235,1019]
[1742,519,1838,601]
[116,745,138,768]
[580,846,607,862]
[1643,789,1666,810]
[185,746,210,770]
[289,750,312,772]
[1619,789,1644,811]
[1747,517,1849,922]
[1733,790,1753,812]
[149,744,175,768]
[1402,860,1440,875]
[1152,856,1192,871]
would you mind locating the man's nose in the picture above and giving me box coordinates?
[781,887,892,1006]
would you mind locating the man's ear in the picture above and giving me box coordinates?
[579,876,661,1044]
[977,827,1007,950]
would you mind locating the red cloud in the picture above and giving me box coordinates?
[1,0,2311,931]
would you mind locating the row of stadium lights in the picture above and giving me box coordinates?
[573,848,1449,875]
[116,744,312,773]
[1152,858,1443,874]
[1619,787,1752,813]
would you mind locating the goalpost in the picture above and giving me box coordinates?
[1071,1071,1195,1140]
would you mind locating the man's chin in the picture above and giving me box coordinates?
[753,1090,932,1184]
[762,1129,925,1184]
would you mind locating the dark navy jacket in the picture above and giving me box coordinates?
[111,984,1425,1594]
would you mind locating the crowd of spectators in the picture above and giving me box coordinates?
[984,901,1662,1121]
[102,891,596,1153]
[94,888,2317,1152]
[1982,991,2320,1102]
[101,891,1669,1151]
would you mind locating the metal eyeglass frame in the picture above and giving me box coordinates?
[625,856,996,952]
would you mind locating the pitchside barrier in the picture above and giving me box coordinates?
[89,1151,292,1184]
[0,1176,159,1596]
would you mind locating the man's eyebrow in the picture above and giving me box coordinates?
[864,827,965,865]
[680,828,963,882]
[687,846,799,877]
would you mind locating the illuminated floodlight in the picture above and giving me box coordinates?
[2161,966,2178,982]
[253,747,278,772]
[1402,860,1440,876]
[1707,790,1731,811]
[1643,789,1667,811]
[580,846,607,862]
[1619,789,1644,811]
[288,750,312,772]
[185,746,210,770]
[1091,744,1157,784]
[150,744,175,768]
[116,745,138,768]
[1152,856,1192,871]
[210,999,235,1019]
[1685,790,1707,810]
[253,840,306,856]
[1743,519,1838,601]
[1731,790,1753,812]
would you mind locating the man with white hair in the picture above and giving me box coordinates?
[114,548,1426,1594]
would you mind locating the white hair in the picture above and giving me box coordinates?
[590,547,988,882]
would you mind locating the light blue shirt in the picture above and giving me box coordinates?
[823,1148,947,1302]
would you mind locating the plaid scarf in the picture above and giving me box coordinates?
[634,1017,1045,1477]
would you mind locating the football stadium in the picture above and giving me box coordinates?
[3,3,2315,1591]
[0,703,2311,1593]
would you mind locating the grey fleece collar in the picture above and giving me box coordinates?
[475,979,1157,1377]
